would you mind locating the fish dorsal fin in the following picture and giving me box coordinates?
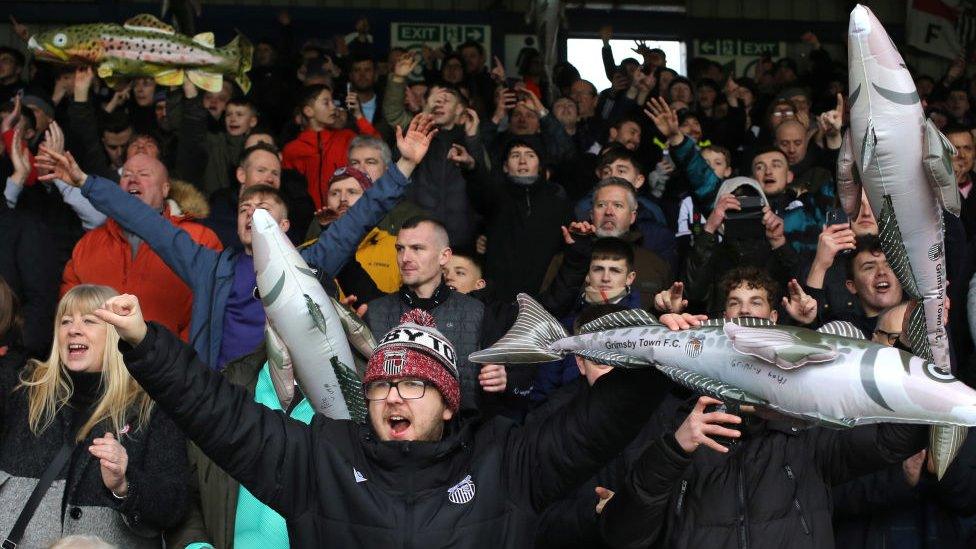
[698,316,775,329]
[124,14,176,35]
[575,349,653,369]
[578,308,659,334]
[192,31,215,47]
[723,323,836,370]
[816,321,866,340]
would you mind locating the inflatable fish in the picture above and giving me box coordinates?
[251,208,365,422]
[472,295,976,477]
[842,4,965,476]
[27,14,251,93]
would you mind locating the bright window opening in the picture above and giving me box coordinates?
[566,38,687,92]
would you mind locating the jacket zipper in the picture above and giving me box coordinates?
[524,188,532,217]
[675,479,688,514]
[784,465,811,535]
[737,457,749,549]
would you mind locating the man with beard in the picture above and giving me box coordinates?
[347,52,393,143]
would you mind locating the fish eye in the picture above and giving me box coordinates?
[53,33,68,47]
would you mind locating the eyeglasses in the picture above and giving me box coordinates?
[873,328,901,345]
[365,380,428,401]
[772,110,795,118]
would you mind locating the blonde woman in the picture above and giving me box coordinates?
[0,285,188,548]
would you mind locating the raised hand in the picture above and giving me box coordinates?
[105,82,133,112]
[73,66,95,102]
[561,220,596,245]
[517,90,545,115]
[461,107,480,137]
[10,15,29,42]
[346,91,363,119]
[447,143,475,170]
[813,223,856,269]
[338,294,368,318]
[644,97,682,145]
[704,194,741,234]
[674,396,742,454]
[653,281,687,314]
[1,95,21,133]
[762,206,786,249]
[89,432,129,496]
[34,146,87,187]
[595,487,615,514]
[490,55,506,83]
[395,113,438,174]
[818,93,845,149]
[632,39,653,58]
[394,53,419,79]
[782,279,817,325]
[94,294,147,345]
[42,120,65,156]
[8,127,32,186]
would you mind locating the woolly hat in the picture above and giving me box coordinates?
[328,166,373,192]
[364,310,461,412]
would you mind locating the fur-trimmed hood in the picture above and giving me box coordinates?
[166,179,210,219]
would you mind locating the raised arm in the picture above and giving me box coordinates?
[301,113,437,278]
[34,147,221,286]
[96,296,320,519]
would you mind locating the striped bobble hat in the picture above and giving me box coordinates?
[364,309,461,412]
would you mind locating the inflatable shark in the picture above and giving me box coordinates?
[251,208,366,422]
[472,295,976,478]
[840,4,966,476]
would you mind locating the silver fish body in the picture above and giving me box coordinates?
[251,208,366,421]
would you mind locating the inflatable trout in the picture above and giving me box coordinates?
[841,4,966,477]
[251,208,366,422]
[27,14,251,93]
[472,295,976,478]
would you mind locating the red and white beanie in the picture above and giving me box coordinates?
[364,310,461,412]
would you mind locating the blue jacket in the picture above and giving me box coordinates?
[80,163,410,367]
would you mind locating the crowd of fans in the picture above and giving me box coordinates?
[1,14,976,548]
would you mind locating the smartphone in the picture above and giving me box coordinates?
[825,207,849,227]
[702,402,740,449]
[724,195,765,221]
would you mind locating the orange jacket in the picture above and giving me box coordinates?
[60,204,222,341]
[282,118,380,210]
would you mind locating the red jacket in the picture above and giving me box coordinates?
[61,204,222,341]
[282,118,380,209]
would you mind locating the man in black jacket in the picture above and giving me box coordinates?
[597,313,928,549]
[95,292,672,549]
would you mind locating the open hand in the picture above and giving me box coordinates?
[395,113,438,171]
[644,97,681,145]
[674,396,742,454]
[34,146,87,187]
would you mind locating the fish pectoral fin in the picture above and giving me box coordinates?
[654,363,767,406]
[930,425,968,480]
[816,321,866,340]
[836,129,863,219]
[187,69,224,93]
[577,309,659,334]
[124,14,176,34]
[724,323,836,369]
[575,349,652,369]
[154,69,185,87]
[922,118,963,217]
[860,119,877,170]
[192,31,215,47]
[96,62,114,79]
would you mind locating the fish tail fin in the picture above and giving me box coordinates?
[469,293,567,364]
[187,69,223,93]
[225,32,253,94]
[331,357,367,423]
[930,425,968,480]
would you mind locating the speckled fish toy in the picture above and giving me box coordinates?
[27,13,252,93]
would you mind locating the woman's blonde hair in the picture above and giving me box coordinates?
[19,285,153,441]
